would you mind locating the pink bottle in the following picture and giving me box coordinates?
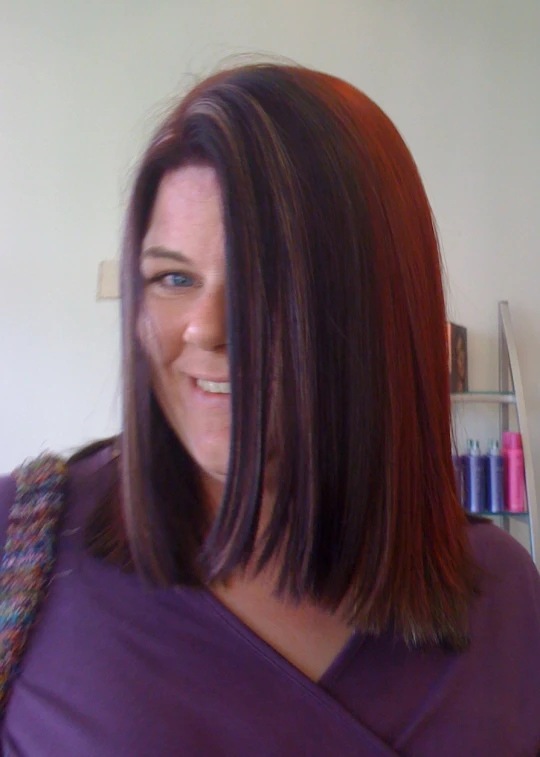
[502,432,526,512]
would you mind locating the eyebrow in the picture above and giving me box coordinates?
[141,246,191,264]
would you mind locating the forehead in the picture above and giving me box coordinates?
[143,164,224,251]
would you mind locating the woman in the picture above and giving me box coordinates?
[1,63,539,756]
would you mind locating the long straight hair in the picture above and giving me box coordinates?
[87,63,478,649]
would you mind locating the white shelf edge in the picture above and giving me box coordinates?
[450,392,516,404]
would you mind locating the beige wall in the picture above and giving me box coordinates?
[1,0,539,493]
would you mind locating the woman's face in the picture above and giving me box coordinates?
[140,164,231,487]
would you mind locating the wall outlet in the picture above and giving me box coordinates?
[97,260,120,299]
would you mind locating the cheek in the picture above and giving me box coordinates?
[138,308,183,367]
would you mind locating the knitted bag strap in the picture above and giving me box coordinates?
[0,454,67,717]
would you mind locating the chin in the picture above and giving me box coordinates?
[188,440,230,483]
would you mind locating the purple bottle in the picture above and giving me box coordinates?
[463,440,486,513]
[485,439,504,513]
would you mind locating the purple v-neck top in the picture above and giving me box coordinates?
[0,447,539,756]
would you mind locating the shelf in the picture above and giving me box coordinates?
[450,302,538,566]
[471,511,529,519]
[451,391,516,404]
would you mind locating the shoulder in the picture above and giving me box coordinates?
[63,441,120,531]
[467,519,540,628]
[0,440,118,542]
[468,519,538,583]
[66,441,118,496]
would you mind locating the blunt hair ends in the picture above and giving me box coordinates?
[88,63,478,651]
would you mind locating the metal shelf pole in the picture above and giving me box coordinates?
[499,301,538,564]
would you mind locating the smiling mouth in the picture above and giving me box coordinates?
[196,378,231,394]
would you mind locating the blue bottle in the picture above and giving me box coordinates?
[463,440,486,513]
[485,439,504,513]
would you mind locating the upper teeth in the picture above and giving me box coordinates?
[196,379,231,394]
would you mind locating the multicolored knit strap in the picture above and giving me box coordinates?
[0,454,67,716]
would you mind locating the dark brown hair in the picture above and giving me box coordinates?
[87,63,478,649]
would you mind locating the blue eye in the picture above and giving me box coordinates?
[143,269,198,294]
[146,272,194,290]
[162,272,192,288]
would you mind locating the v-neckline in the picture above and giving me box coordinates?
[200,587,365,688]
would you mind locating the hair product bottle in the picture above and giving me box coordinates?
[452,455,464,506]
[502,431,526,512]
[463,440,486,513]
[485,439,504,513]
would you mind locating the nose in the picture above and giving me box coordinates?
[183,285,227,352]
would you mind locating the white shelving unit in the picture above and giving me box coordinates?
[451,301,538,566]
